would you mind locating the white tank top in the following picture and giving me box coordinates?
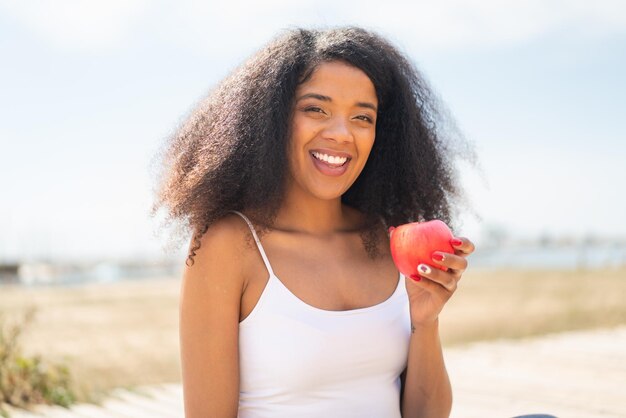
[232,211,412,418]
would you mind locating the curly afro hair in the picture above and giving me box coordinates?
[151,26,475,266]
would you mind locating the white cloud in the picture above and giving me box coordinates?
[0,0,147,51]
[3,0,624,53]
[159,0,626,56]
[344,0,626,50]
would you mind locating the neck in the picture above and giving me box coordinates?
[273,186,357,236]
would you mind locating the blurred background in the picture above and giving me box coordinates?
[1,0,625,409]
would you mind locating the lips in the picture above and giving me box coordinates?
[310,152,350,176]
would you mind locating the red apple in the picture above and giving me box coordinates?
[389,220,455,278]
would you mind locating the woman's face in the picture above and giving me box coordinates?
[287,60,378,201]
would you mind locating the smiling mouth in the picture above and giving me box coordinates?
[310,151,351,167]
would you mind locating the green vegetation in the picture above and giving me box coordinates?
[0,308,76,417]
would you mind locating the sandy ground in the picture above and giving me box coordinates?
[1,267,625,403]
[439,267,626,344]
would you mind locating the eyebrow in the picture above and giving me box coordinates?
[296,93,378,112]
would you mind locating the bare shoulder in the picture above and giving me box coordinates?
[184,213,255,282]
[178,212,254,417]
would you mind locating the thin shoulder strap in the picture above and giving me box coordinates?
[230,210,275,277]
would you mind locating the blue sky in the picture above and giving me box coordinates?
[1,0,625,261]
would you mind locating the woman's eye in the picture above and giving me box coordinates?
[304,106,324,114]
[356,115,374,123]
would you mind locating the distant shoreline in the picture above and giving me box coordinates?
[3,242,625,287]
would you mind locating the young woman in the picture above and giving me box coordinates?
[152,27,475,418]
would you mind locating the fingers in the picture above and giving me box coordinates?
[405,235,475,296]
[407,272,446,295]
[450,237,475,256]
[413,264,458,292]
[431,251,467,275]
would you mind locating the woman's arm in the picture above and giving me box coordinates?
[401,319,452,418]
[179,217,247,418]
[400,236,474,417]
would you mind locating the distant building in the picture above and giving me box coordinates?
[0,262,19,284]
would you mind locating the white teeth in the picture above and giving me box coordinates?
[312,151,348,165]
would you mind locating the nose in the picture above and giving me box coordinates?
[322,117,354,144]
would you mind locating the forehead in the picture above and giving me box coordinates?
[296,61,378,104]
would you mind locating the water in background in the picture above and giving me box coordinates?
[1,243,625,286]
[0,259,183,287]
[472,243,626,269]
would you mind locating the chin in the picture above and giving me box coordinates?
[306,181,352,201]
[310,188,346,201]
[289,167,358,201]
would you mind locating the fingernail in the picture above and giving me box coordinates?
[388,226,395,235]
[432,252,445,262]
[450,238,462,246]
[417,264,431,274]
[410,274,422,281]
